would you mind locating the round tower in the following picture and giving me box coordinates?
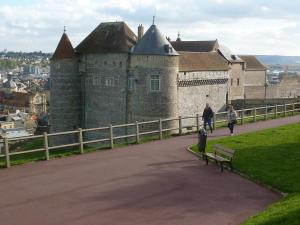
[129,24,179,130]
[50,31,80,145]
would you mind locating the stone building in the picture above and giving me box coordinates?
[50,21,260,143]
[238,55,266,99]
[50,32,81,144]
[177,52,229,117]
[171,40,246,101]
[29,92,48,114]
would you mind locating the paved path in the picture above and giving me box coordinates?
[0,115,299,225]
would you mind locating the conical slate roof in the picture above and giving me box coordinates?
[51,33,76,60]
[132,25,178,56]
[76,22,137,54]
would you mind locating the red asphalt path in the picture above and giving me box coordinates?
[0,115,299,225]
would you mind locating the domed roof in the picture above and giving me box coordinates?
[132,24,178,56]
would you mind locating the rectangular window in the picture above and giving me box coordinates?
[150,75,160,92]
[237,78,240,86]
[105,78,113,87]
[128,77,136,91]
[231,78,233,86]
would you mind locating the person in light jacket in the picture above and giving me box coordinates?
[227,105,237,136]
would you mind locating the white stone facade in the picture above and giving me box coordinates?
[178,70,229,127]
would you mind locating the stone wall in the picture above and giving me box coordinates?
[80,53,128,140]
[244,75,300,99]
[178,70,229,127]
[244,70,266,86]
[129,55,179,131]
[228,63,244,100]
[50,58,80,145]
[244,86,265,99]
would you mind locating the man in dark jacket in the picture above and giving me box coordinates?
[202,103,214,133]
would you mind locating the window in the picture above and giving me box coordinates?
[128,77,136,91]
[105,78,113,87]
[150,75,160,92]
[237,78,240,86]
[231,78,233,86]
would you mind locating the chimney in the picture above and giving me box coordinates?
[138,24,144,41]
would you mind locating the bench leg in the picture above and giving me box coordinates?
[205,156,208,165]
[230,162,233,171]
[220,162,223,172]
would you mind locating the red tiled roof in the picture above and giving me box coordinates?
[238,55,266,71]
[178,52,229,72]
[51,33,76,60]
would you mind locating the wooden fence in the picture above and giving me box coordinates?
[1,102,299,168]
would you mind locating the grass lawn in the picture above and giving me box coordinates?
[190,123,300,225]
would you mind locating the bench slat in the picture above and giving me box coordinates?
[213,144,235,159]
[205,153,230,162]
[214,144,235,154]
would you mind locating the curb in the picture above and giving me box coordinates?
[186,145,287,197]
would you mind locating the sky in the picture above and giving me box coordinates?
[0,0,299,56]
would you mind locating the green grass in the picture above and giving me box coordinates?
[190,123,300,224]
[244,194,300,225]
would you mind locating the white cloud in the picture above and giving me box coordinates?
[0,0,299,55]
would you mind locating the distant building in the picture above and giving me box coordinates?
[30,92,47,114]
[238,55,267,99]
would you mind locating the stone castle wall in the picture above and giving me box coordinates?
[128,55,179,131]
[178,71,229,127]
[50,58,81,145]
[244,70,265,86]
[80,53,128,140]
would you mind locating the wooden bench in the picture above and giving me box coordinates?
[203,144,235,172]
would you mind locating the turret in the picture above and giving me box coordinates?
[50,30,80,145]
[129,23,179,130]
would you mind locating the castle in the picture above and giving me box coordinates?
[50,21,265,144]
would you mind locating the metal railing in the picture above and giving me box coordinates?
[0,102,299,168]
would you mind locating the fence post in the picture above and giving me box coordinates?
[196,114,199,132]
[292,103,295,116]
[159,119,163,140]
[78,128,84,154]
[253,107,257,122]
[275,105,278,118]
[179,116,182,135]
[284,104,287,117]
[265,106,268,120]
[213,113,216,130]
[109,124,114,149]
[43,132,49,160]
[135,121,140,144]
[4,137,10,168]
[241,109,244,124]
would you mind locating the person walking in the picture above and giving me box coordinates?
[202,103,214,133]
[227,105,237,136]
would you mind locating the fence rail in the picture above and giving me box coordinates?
[1,102,300,168]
